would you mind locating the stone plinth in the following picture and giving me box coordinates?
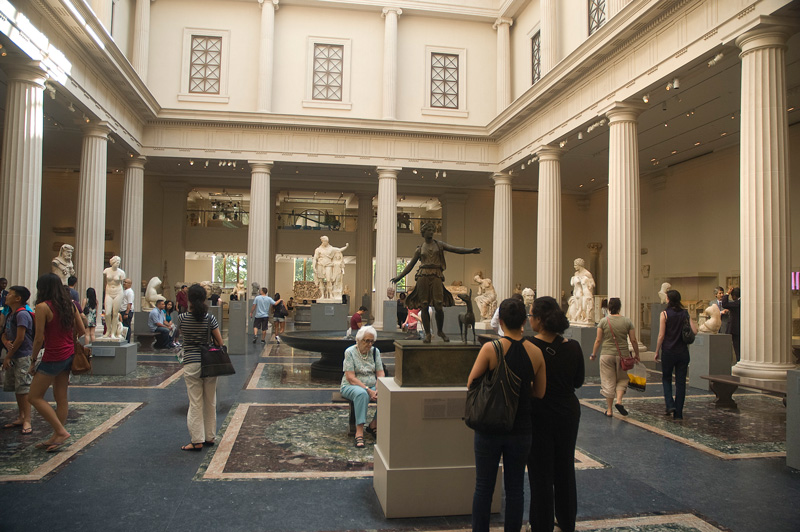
[208,305,223,333]
[294,304,311,326]
[373,377,500,518]
[89,341,137,375]
[311,303,348,332]
[786,369,800,470]
[394,341,480,387]
[564,326,599,377]
[133,311,151,334]
[227,301,248,355]
[688,333,734,391]
[383,300,398,331]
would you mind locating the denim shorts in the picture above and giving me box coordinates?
[36,355,74,376]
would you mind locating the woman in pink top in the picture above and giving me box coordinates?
[28,273,85,452]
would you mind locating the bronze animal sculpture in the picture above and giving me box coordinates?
[458,290,477,344]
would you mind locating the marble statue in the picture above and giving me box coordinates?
[51,244,76,285]
[211,283,222,296]
[235,280,247,300]
[142,277,166,310]
[513,283,522,295]
[473,272,498,321]
[522,287,536,309]
[251,282,260,298]
[390,221,481,343]
[102,256,126,339]
[698,303,722,334]
[200,281,212,298]
[658,282,671,304]
[312,236,349,301]
[567,258,595,326]
[330,248,346,299]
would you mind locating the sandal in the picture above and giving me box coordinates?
[354,436,365,449]
[365,426,377,438]
[203,440,215,446]
[615,404,629,416]
[181,443,203,452]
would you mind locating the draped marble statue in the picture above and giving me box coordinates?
[312,236,349,301]
[567,258,595,326]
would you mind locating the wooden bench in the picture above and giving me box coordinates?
[701,375,787,408]
[331,391,356,436]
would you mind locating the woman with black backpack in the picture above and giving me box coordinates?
[655,289,698,420]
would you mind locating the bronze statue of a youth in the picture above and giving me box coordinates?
[390,222,481,343]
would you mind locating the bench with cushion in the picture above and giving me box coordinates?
[331,391,356,436]
[701,374,787,408]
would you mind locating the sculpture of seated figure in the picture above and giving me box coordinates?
[658,282,671,304]
[143,277,166,310]
[698,303,722,334]
[473,272,497,321]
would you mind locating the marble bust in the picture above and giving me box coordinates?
[567,258,595,326]
[143,277,166,310]
[102,256,126,339]
[698,303,722,334]
[473,272,498,321]
[522,287,535,309]
[312,236,349,301]
[658,282,672,304]
[51,244,76,285]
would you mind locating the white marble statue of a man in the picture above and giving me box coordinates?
[52,244,76,285]
[102,256,126,339]
[567,258,595,325]
[312,236,349,300]
[473,272,498,321]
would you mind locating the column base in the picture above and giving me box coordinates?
[732,361,798,380]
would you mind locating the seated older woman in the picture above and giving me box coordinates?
[340,325,385,448]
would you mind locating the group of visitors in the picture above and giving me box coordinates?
[249,287,286,344]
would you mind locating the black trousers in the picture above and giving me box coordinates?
[528,410,580,532]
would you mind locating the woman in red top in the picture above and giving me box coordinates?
[28,273,85,452]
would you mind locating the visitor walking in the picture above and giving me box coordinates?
[81,288,98,345]
[2,285,35,435]
[655,289,697,420]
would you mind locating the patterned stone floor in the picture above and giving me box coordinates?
[70,361,184,388]
[0,402,142,481]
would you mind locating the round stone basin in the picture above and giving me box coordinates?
[280,330,413,380]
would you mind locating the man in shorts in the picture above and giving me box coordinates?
[250,287,277,344]
[1,286,34,434]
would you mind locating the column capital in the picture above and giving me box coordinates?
[534,146,564,161]
[258,0,279,11]
[601,101,648,124]
[376,166,401,179]
[1,61,47,87]
[735,25,791,55]
[492,172,512,186]
[126,155,147,170]
[248,161,274,173]
[382,7,402,18]
[81,121,110,139]
[493,17,513,30]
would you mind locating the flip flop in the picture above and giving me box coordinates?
[46,440,69,452]
[203,440,215,447]
[181,443,203,451]
[21,427,32,435]
[3,422,23,429]
[615,404,629,416]
[35,442,52,449]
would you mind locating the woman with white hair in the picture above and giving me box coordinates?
[340,325,384,448]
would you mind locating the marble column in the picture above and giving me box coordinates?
[493,18,513,113]
[381,7,402,120]
[355,192,374,315]
[75,122,110,297]
[608,0,629,18]
[120,156,146,300]
[90,0,112,30]
[374,167,399,330]
[247,162,273,290]
[540,0,558,74]
[257,0,279,113]
[268,191,278,295]
[605,103,646,345]
[535,147,563,299]
[0,64,46,290]
[492,173,513,303]
[733,27,795,379]
[132,0,152,82]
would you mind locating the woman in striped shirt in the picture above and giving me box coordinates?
[177,284,223,451]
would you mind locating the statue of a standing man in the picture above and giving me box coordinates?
[390,222,481,343]
[312,236,349,299]
[51,244,76,285]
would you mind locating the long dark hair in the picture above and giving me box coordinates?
[666,289,684,312]
[498,297,527,330]
[188,284,208,320]
[164,300,175,315]
[85,287,97,310]
[531,296,570,334]
[36,273,75,330]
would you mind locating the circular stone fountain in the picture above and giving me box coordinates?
[279,330,414,380]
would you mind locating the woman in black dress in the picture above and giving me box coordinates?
[527,296,585,532]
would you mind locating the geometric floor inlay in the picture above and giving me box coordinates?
[245,363,339,390]
[0,402,142,481]
[573,513,729,531]
[581,394,785,459]
[69,361,184,388]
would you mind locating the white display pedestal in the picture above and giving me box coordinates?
[373,377,501,518]
[564,325,598,377]
[688,333,733,390]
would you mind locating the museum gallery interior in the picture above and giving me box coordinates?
[0,0,799,531]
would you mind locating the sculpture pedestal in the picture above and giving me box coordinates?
[227,301,247,355]
[208,305,223,332]
[311,303,348,332]
[373,377,500,518]
[649,303,667,352]
[89,340,137,375]
[294,304,311,326]
[133,311,151,334]
[394,340,480,387]
[382,300,398,331]
[688,333,733,390]
[786,369,800,470]
[564,326,599,377]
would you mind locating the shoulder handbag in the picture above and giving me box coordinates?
[200,316,235,378]
[372,346,390,377]
[71,332,92,375]
[681,310,696,345]
[608,317,635,371]
[464,339,522,433]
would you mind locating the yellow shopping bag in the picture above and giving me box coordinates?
[628,362,647,392]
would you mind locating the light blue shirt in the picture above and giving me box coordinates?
[148,307,166,331]
[252,295,276,318]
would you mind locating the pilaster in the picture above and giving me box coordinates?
[132,0,152,82]
[540,0,558,74]
[493,17,513,113]
[382,7,402,120]
[257,0,279,113]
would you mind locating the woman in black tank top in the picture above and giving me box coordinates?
[467,298,546,532]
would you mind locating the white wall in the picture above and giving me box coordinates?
[510,0,541,102]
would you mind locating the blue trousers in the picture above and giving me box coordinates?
[340,384,375,426]
[472,431,532,532]
[661,348,690,418]
[153,326,173,348]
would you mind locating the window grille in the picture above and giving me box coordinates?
[189,36,222,94]
[531,32,541,84]
[431,53,459,109]
[589,0,606,35]
[313,44,344,101]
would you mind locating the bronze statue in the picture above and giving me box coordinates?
[390,222,481,343]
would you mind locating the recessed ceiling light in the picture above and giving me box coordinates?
[694,142,701,146]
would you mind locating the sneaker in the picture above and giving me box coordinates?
[261,339,266,344]
[252,336,257,344]
[276,336,281,344]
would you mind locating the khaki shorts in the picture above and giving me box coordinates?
[3,356,33,394]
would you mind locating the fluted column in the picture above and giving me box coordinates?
[605,103,646,345]
[90,0,112,30]
[257,0,279,113]
[374,167,399,329]
[247,162,273,290]
[120,156,146,299]
[381,7,402,120]
[540,0,558,74]
[733,28,795,379]
[268,191,278,294]
[75,122,110,296]
[356,192,374,315]
[608,0,629,18]
[0,64,46,289]
[493,18,513,112]
[492,173,513,303]
[132,0,152,82]
[535,147,563,299]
